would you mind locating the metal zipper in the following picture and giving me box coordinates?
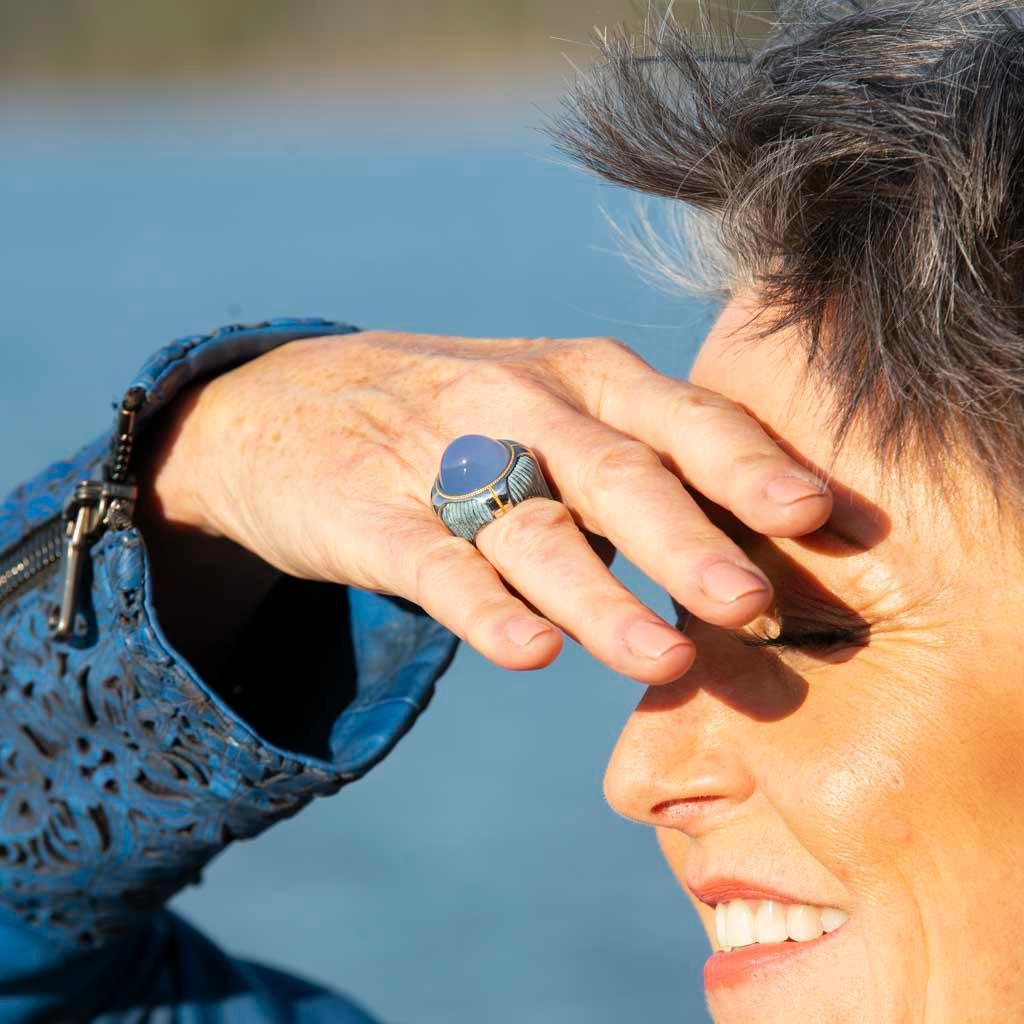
[0,517,66,609]
[0,386,146,639]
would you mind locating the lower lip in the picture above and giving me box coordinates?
[703,924,846,991]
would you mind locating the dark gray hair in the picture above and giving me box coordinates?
[552,1,1024,500]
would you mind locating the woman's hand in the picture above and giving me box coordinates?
[138,331,832,685]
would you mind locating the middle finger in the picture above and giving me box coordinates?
[536,408,774,627]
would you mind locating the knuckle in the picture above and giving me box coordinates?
[508,498,574,534]
[589,335,633,358]
[545,335,637,376]
[437,357,519,399]
[496,500,575,558]
[677,384,742,423]
[443,360,505,400]
[467,360,552,405]
[478,359,529,389]
[674,537,742,565]
[667,547,762,601]
[729,449,784,477]
[644,529,738,576]
[592,596,643,632]
[577,439,662,497]
[412,533,472,603]
[464,595,516,635]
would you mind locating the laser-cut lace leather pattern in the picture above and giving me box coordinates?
[0,321,455,951]
[0,539,347,947]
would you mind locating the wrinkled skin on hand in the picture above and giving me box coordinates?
[136,330,832,686]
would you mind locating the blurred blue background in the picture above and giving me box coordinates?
[0,5,731,1021]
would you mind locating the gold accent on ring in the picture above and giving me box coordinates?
[488,484,509,517]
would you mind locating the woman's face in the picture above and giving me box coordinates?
[603,296,1024,1022]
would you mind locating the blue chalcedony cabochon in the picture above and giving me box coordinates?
[439,434,511,495]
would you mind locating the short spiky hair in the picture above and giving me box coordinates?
[553,1,1024,498]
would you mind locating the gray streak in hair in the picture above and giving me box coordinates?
[550,1,1024,500]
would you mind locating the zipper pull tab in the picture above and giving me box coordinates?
[52,478,139,641]
[50,387,145,641]
[54,491,101,640]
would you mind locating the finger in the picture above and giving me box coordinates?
[383,511,564,671]
[536,410,774,628]
[574,341,832,537]
[476,497,695,684]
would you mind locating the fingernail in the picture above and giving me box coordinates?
[701,562,770,604]
[626,620,691,660]
[505,615,553,647]
[765,475,829,506]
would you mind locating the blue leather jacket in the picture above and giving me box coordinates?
[0,322,459,1022]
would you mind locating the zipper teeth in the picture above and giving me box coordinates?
[0,385,146,622]
[0,516,65,613]
[110,386,145,484]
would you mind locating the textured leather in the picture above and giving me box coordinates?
[0,321,459,1021]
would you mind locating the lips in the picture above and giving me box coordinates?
[685,872,851,991]
[688,875,838,908]
[703,924,848,991]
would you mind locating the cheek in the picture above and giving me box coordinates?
[764,647,1024,932]
[769,669,927,886]
[794,699,916,860]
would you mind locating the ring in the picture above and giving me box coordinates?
[431,434,553,544]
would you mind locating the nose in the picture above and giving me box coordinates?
[604,659,758,838]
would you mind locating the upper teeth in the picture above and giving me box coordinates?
[713,899,849,952]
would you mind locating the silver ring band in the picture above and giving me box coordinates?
[431,437,552,544]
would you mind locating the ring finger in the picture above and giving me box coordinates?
[475,497,695,684]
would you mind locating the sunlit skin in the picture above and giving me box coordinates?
[139,294,1024,1020]
[604,296,1024,1022]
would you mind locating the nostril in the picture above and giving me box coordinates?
[647,793,741,836]
[652,795,722,815]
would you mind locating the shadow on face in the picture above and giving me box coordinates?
[652,470,890,722]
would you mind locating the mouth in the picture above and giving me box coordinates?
[704,920,848,991]
[690,879,850,991]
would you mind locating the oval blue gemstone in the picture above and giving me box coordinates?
[439,434,511,495]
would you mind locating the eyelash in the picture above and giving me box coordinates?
[741,624,869,652]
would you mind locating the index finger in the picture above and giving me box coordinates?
[577,342,832,538]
